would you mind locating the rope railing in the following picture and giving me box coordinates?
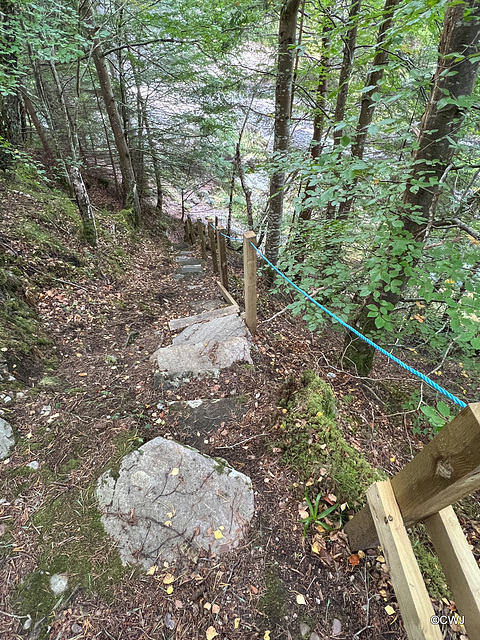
[186,219,468,408]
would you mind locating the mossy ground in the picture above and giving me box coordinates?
[279,370,385,507]
[12,487,126,635]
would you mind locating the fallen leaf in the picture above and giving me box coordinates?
[296,594,306,605]
[146,566,157,575]
[171,468,179,476]
[206,626,218,640]
[212,604,220,614]
[385,605,395,615]
[78,372,88,377]
[348,554,361,566]
[234,618,240,629]
[264,631,271,640]
[164,520,172,527]
[163,573,175,585]
[324,493,337,505]
[174,599,183,609]
[358,550,366,559]
[376,555,386,563]
[249,585,259,595]
[214,530,224,539]
[166,585,174,595]
[204,602,212,611]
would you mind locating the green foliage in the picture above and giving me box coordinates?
[300,491,337,534]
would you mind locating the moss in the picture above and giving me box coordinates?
[279,371,384,507]
[13,486,126,636]
[410,524,450,600]
[258,563,287,629]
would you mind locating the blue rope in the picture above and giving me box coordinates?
[251,243,467,408]
[207,222,240,242]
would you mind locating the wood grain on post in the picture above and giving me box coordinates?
[217,227,228,291]
[207,222,219,273]
[197,220,207,261]
[243,231,257,335]
[345,403,480,550]
[424,506,480,640]
[366,481,443,640]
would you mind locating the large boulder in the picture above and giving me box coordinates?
[96,437,254,568]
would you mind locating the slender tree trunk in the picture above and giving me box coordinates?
[337,0,399,219]
[333,0,362,146]
[21,91,53,160]
[80,0,141,226]
[344,0,480,375]
[0,0,21,169]
[265,0,301,266]
[49,61,97,246]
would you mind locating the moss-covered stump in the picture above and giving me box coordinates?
[279,370,384,506]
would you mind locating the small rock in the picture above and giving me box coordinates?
[49,573,68,596]
[326,372,336,379]
[16,392,25,399]
[27,461,39,470]
[71,622,83,634]
[2,395,12,403]
[0,417,15,461]
[23,616,32,630]
[300,622,311,637]
[41,405,51,416]
[332,618,342,636]
[164,612,176,630]
[310,634,321,640]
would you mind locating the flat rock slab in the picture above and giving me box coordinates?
[189,299,226,314]
[175,256,204,265]
[172,314,247,346]
[96,436,254,568]
[151,337,252,389]
[0,417,15,460]
[168,397,248,452]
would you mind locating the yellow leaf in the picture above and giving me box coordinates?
[206,626,218,640]
[166,585,173,595]
[385,605,395,616]
[171,468,179,476]
[214,530,224,539]
[311,541,321,555]
[316,411,323,417]
[164,520,172,527]
[282,408,287,413]
[234,618,240,629]
[146,566,157,575]
[163,573,175,585]
[296,594,306,605]
[204,602,212,611]
[434,370,442,376]
[264,631,271,640]
[25,432,32,439]
[78,372,88,377]
[358,550,366,559]
[376,555,386,563]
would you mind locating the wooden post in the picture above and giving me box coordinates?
[243,231,257,334]
[181,188,185,221]
[197,220,207,261]
[367,481,443,640]
[217,227,228,291]
[424,506,480,640]
[208,222,219,274]
[184,221,189,243]
[345,403,480,550]
[187,217,196,246]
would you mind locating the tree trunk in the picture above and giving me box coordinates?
[336,0,399,220]
[0,0,21,169]
[80,1,141,226]
[333,0,362,146]
[344,0,480,375]
[21,91,53,160]
[49,61,97,246]
[265,0,301,266]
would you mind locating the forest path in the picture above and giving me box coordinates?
[1,217,402,640]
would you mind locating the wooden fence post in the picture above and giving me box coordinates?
[217,227,228,291]
[197,220,207,261]
[208,222,219,273]
[243,231,257,334]
[184,221,189,243]
[187,217,196,246]
[345,402,480,551]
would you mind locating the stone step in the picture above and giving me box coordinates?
[167,396,248,452]
[172,313,247,346]
[168,304,239,331]
[151,336,252,389]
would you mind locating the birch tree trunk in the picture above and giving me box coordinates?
[344,0,480,375]
[265,0,301,266]
[50,61,97,246]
